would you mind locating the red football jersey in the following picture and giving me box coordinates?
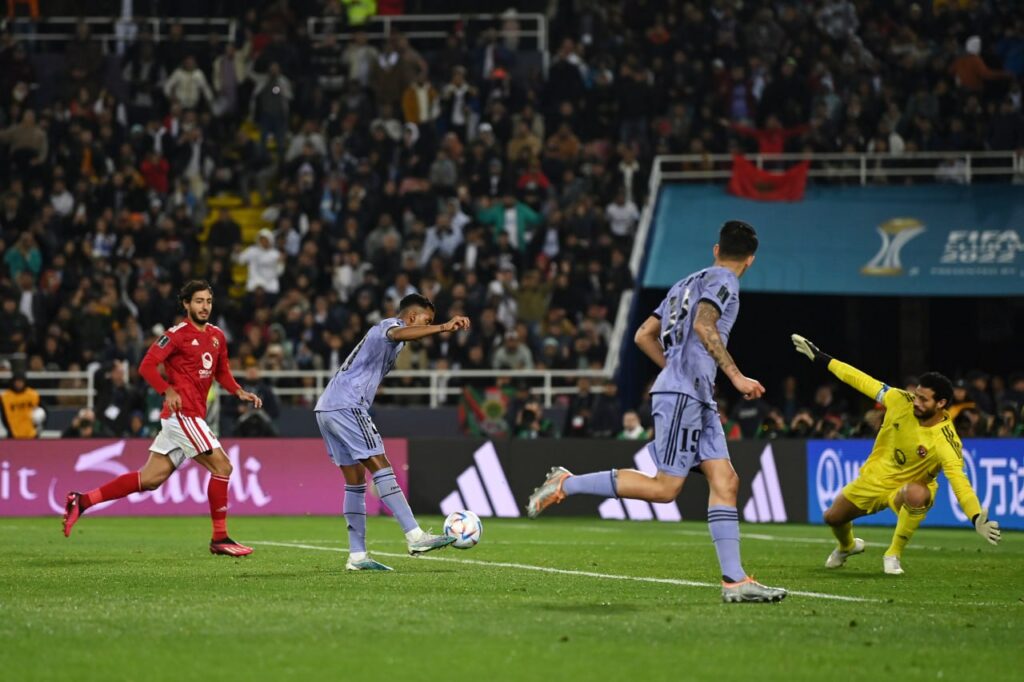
[139,321,241,419]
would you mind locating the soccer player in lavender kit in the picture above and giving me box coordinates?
[316,293,471,571]
[527,221,787,602]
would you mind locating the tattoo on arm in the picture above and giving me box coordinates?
[694,301,739,377]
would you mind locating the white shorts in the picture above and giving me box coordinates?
[150,415,222,468]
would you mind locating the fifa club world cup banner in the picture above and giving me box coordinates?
[807,439,1024,530]
[406,438,807,523]
[643,185,1024,296]
[0,439,407,517]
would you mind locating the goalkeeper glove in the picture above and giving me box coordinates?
[972,510,1001,545]
[790,333,833,368]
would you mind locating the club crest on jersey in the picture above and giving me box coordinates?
[917,445,927,458]
[200,351,214,377]
[212,337,220,348]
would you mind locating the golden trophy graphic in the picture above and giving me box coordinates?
[861,217,925,276]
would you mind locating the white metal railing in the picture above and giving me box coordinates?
[654,150,1023,184]
[4,16,237,51]
[0,368,99,409]
[307,13,548,56]
[255,368,610,409]
[9,368,609,411]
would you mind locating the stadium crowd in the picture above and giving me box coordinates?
[1,1,1023,440]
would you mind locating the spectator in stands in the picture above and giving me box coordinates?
[0,295,31,354]
[950,36,1012,94]
[64,19,103,96]
[605,188,640,241]
[476,194,541,252]
[1,371,39,439]
[235,228,284,299]
[62,408,102,438]
[730,397,771,438]
[0,109,47,174]
[252,62,294,161]
[994,403,1022,437]
[789,409,816,438]
[207,207,241,261]
[94,361,142,436]
[402,68,440,126]
[589,381,622,438]
[164,56,214,111]
[212,42,247,120]
[617,410,651,440]
[234,400,278,436]
[515,399,555,439]
[234,361,280,419]
[492,330,533,370]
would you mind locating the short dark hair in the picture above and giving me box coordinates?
[179,279,213,305]
[918,371,953,407]
[398,293,435,313]
[718,220,759,259]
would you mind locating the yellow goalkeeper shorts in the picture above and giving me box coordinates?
[842,476,937,515]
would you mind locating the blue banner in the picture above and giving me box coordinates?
[806,439,1024,530]
[643,185,1024,295]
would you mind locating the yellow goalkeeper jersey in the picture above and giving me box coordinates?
[828,359,982,520]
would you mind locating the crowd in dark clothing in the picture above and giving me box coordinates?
[1,1,1022,439]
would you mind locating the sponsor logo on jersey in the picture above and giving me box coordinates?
[157,335,170,348]
[192,339,200,346]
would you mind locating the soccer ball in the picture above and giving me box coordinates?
[443,510,482,549]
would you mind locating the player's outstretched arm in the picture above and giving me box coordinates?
[791,333,889,402]
[388,316,471,342]
[634,315,666,369]
[937,443,1000,545]
[694,301,764,400]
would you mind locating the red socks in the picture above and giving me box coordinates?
[209,475,230,540]
[81,472,142,510]
[80,471,231,540]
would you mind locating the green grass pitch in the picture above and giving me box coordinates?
[1,516,1021,681]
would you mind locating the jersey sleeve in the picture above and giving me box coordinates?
[827,359,890,402]
[936,425,982,520]
[139,332,177,394]
[214,332,242,394]
[383,318,406,344]
[698,271,736,316]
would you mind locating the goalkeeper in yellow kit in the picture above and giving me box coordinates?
[791,334,1001,575]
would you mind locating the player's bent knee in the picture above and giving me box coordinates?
[718,471,740,497]
[904,483,930,508]
[823,507,842,526]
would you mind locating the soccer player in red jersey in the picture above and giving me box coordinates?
[62,280,264,556]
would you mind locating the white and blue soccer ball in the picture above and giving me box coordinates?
[443,510,482,549]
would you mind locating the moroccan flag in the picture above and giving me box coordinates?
[458,385,515,437]
[728,154,810,201]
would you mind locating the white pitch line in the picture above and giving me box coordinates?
[252,540,878,603]
[672,528,950,552]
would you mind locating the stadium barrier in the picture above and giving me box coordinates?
[3,438,1020,530]
[0,438,406,517]
[406,438,807,525]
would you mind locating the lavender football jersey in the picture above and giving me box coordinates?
[649,266,739,405]
[315,318,406,411]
